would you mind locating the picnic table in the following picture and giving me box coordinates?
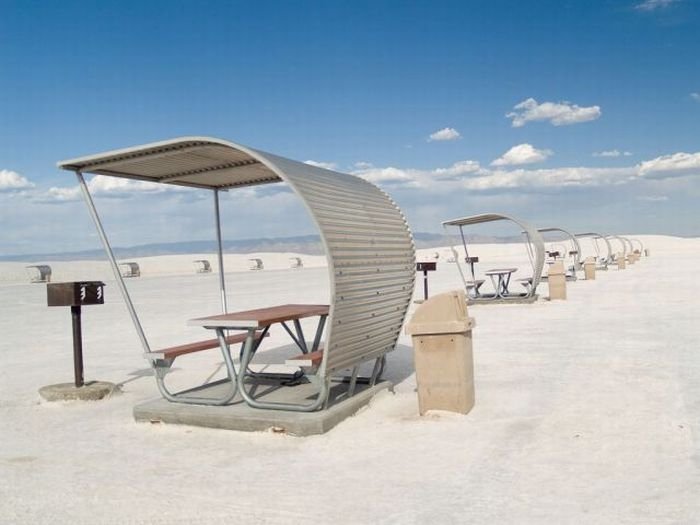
[188,304,329,407]
[484,268,518,299]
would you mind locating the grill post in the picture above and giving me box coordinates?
[415,262,437,301]
[70,305,84,387]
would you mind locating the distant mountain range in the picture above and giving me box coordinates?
[0,232,524,262]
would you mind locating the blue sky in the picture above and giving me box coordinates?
[1,0,699,255]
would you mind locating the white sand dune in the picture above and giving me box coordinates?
[1,234,699,523]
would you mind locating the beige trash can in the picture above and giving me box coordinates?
[405,290,475,416]
[583,257,596,280]
[616,253,626,270]
[547,260,567,300]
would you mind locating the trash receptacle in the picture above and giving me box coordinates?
[547,261,567,300]
[616,253,626,270]
[583,257,596,280]
[405,290,476,415]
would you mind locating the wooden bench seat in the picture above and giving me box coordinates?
[149,331,266,361]
[285,349,324,368]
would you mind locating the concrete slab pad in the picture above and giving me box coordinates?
[133,378,393,436]
[39,381,118,401]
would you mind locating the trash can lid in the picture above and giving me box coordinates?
[405,290,475,336]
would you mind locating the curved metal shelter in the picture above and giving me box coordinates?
[631,238,644,254]
[193,259,212,273]
[58,136,415,411]
[26,264,52,283]
[574,232,613,268]
[607,235,629,260]
[248,258,264,270]
[537,227,582,273]
[119,261,141,278]
[442,213,545,303]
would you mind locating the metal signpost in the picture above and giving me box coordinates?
[416,262,437,301]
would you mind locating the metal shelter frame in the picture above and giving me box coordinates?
[442,213,545,302]
[631,238,644,254]
[58,136,415,411]
[537,227,582,273]
[574,232,613,269]
[119,261,140,278]
[26,264,52,283]
[607,235,630,260]
[193,259,212,273]
[248,258,264,270]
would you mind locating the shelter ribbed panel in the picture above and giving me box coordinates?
[59,141,283,189]
[268,152,415,374]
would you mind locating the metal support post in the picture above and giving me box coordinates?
[71,305,84,387]
[75,172,151,354]
[214,189,228,314]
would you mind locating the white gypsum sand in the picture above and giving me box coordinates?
[1,235,699,523]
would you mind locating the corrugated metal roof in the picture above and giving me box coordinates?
[58,138,281,189]
[442,213,508,227]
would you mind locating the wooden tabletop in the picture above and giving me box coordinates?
[188,304,329,329]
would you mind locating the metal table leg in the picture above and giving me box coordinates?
[236,327,329,412]
[152,328,239,406]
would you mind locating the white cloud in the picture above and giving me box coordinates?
[42,175,183,202]
[360,149,699,191]
[354,159,633,192]
[593,150,633,157]
[491,143,553,166]
[304,160,338,171]
[88,176,165,195]
[356,150,700,192]
[635,0,679,11]
[353,160,482,187]
[638,152,700,179]
[432,160,483,179]
[44,186,82,201]
[691,92,700,101]
[506,98,602,127]
[637,195,669,202]
[354,161,373,169]
[461,166,635,191]
[427,127,461,142]
[352,166,419,186]
[0,169,34,191]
